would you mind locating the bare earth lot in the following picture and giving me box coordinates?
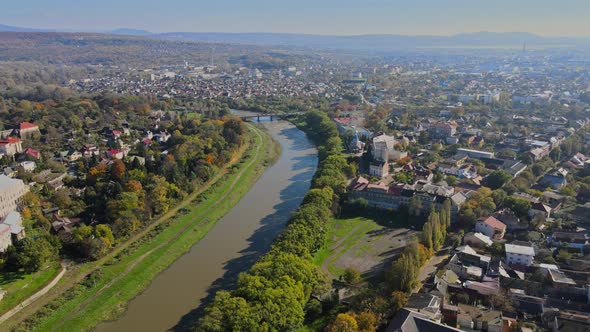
[317,217,417,279]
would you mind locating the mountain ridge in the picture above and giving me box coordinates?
[0,24,589,51]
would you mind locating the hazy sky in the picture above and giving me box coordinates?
[2,0,589,36]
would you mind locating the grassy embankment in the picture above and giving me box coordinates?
[7,123,279,332]
[0,263,61,316]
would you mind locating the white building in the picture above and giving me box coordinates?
[475,216,506,240]
[505,243,535,266]
[2,211,25,240]
[369,161,389,178]
[456,148,494,160]
[0,224,11,253]
[0,175,29,220]
[371,134,407,162]
[19,161,36,172]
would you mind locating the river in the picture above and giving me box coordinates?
[95,118,318,331]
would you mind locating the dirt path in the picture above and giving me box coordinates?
[3,125,265,330]
[52,126,265,329]
[0,262,66,324]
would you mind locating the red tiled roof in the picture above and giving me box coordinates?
[479,216,506,230]
[25,148,41,158]
[333,117,355,126]
[20,122,38,130]
[0,137,21,145]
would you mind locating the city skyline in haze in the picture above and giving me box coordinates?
[2,0,589,37]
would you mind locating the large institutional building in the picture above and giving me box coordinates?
[0,175,29,220]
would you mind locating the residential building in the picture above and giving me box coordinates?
[0,224,11,253]
[529,202,551,219]
[0,175,29,219]
[371,134,407,162]
[456,148,494,160]
[456,304,503,332]
[386,308,461,332]
[505,243,535,266]
[369,161,389,177]
[463,232,493,247]
[0,137,23,157]
[19,161,36,172]
[539,173,567,190]
[550,231,589,250]
[475,216,506,240]
[2,211,25,241]
[16,122,40,139]
[404,293,442,321]
[429,122,457,139]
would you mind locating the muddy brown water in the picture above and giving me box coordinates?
[95,120,317,332]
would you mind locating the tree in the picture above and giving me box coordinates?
[147,175,171,214]
[491,189,507,207]
[8,236,59,273]
[386,251,418,293]
[95,224,115,248]
[355,312,377,332]
[504,196,531,218]
[486,170,512,190]
[408,196,422,218]
[549,147,561,162]
[390,291,409,313]
[342,267,362,285]
[111,159,126,182]
[556,249,573,262]
[446,175,457,187]
[421,219,434,251]
[326,313,358,332]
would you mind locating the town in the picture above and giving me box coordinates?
[0,28,588,332]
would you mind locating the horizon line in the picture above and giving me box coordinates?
[2,23,590,39]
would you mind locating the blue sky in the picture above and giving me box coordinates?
[2,0,589,36]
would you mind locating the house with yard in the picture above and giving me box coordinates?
[550,231,589,250]
[539,172,567,190]
[463,232,493,248]
[505,243,535,266]
[475,216,506,240]
[0,137,23,157]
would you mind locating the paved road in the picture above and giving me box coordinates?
[418,252,449,285]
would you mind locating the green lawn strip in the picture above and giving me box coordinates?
[17,125,274,332]
[326,219,378,277]
[313,218,360,266]
[3,130,263,331]
[0,263,61,315]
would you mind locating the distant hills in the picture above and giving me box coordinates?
[0,24,52,32]
[0,24,589,51]
[109,28,152,36]
[155,31,590,51]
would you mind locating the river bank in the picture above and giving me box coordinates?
[96,120,318,332]
[5,123,279,332]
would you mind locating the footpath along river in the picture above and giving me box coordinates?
[95,118,318,331]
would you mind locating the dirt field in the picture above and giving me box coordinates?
[317,217,418,279]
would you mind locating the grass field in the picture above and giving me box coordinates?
[6,124,279,332]
[0,263,61,316]
[314,216,416,280]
